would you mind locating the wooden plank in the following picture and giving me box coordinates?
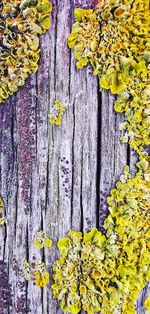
[44,0,99,312]
[0,0,149,313]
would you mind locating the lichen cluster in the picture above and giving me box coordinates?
[116,83,150,153]
[144,296,150,312]
[0,196,7,225]
[0,0,52,103]
[52,156,150,314]
[22,230,52,288]
[22,260,50,288]
[34,230,52,249]
[48,99,66,125]
[68,0,150,153]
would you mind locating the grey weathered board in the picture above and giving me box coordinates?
[0,0,149,313]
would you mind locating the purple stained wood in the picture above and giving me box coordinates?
[0,0,149,313]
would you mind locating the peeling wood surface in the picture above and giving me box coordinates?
[0,0,149,313]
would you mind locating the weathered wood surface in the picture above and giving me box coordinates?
[0,0,149,313]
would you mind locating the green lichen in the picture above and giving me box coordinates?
[0,0,52,103]
[68,0,150,153]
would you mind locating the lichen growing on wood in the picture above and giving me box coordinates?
[48,99,66,125]
[0,196,7,225]
[22,231,52,288]
[34,230,52,249]
[52,155,150,314]
[22,260,50,288]
[0,216,7,225]
[0,0,52,104]
[68,0,150,153]
[0,197,4,212]
[144,296,150,312]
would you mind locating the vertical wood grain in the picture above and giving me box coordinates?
[0,0,149,313]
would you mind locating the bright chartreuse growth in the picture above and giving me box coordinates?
[144,296,150,312]
[68,0,150,154]
[34,230,52,249]
[0,0,52,103]
[52,155,150,314]
[22,230,52,288]
[0,0,149,313]
[22,260,50,288]
[48,99,66,125]
[0,196,7,225]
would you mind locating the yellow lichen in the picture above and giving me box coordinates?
[22,230,52,287]
[22,260,49,288]
[68,0,150,153]
[0,217,7,225]
[52,155,150,314]
[48,99,66,125]
[34,262,50,288]
[144,296,150,312]
[0,197,4,213]
[0,196,7,225]
[34,230,52,249]
[0,0,52,103]
[22,260,32,281]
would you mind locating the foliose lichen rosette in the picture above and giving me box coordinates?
[52,156,150,314]
[68,0,150,153]
[52,228,108,314]
[0,0,52,103]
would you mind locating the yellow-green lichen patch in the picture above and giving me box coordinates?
[144,296,150,312]
[52,228,107,314]
[104,155,150,313]
[0,197,4,213]
[116,81,150,153]
[52,156,150,314]
[34,230,52,249]
[68,8,100,70]
[0,217,7,225]
[0,0,52,103]
[22,260,50,288]
[22,230,52,288]
[0,196,7,225]
[48,99,66,125]
[33,262,50,288]
[68,0,150,153]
